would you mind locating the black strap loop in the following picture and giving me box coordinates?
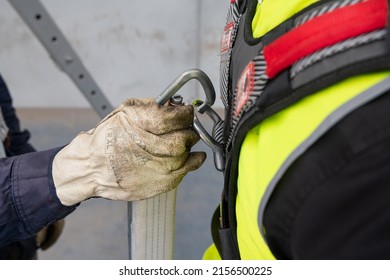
[211,207,241,259]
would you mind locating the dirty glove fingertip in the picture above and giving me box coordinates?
[183,152,207,172]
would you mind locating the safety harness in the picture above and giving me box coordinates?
[213,0,390,259]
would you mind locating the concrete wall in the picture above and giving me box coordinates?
[0,0,227,109]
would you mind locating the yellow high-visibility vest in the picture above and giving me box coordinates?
[204,0,390,260]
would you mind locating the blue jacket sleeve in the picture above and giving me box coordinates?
[0,147,77,246]
[0,74,35,155]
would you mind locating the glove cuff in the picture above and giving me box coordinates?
[52,132,96,206]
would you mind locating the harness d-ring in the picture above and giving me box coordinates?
[155,69,225,171]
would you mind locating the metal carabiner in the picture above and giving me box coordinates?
[192,99,225,171]
[156,69,215,113]
[155,69,225,171]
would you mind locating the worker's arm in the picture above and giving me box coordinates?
[0,148,76,247]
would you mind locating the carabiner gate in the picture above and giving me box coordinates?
[155,69,225,171]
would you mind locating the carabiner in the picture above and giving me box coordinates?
[155,69,225,171]
[192,99,225,171]
[156,69,215,113]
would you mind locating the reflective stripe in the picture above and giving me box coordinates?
[290,29,387,79]
[236,72,390,259]
[0,108,8,157]
[257,73,390,240]
[0,142,5,158]
[0,108,9,144]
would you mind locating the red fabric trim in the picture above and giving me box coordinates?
[263,0,388,79]
[235,62,255,116]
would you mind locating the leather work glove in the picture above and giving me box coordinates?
[36,219,65,250]
[52,98,206,206]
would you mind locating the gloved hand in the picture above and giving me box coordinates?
[52,98,206,206]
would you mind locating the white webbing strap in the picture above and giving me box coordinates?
[0,108,9,157]
[128,189,177,259]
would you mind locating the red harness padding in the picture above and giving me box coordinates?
[263,0,388,79]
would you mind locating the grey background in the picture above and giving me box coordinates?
[0,0,226,109]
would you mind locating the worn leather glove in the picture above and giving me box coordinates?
[52,98,206,206]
